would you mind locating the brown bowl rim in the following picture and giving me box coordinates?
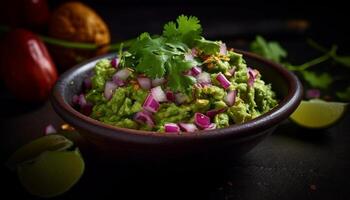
[51,49,302,144]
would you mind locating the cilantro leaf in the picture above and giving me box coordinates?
[163,15,202,46]
[250,35,287,63]
[135,51,167,78]
[301,71,333,89]
[166,57,197,93]
[194,37,221,54]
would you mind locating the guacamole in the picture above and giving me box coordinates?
[74,15,278,133]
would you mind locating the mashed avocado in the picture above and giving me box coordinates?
[75,15,278,133]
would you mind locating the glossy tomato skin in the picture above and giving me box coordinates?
[0,29,57,102]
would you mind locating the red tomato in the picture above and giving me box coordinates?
[0,29,58,102]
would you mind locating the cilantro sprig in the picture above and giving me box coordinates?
[250,35,350,101]
[120,15,221,93]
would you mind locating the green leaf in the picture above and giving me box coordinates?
[250,35,287,63]
[336,86,350,101]
[333,55,350,68]
[195,37,221,54]
[163,15,202,46]
[166,57,197,93]
[135,51,167,78]
[301,71,333,89]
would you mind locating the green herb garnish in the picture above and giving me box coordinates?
[121,15,221,93]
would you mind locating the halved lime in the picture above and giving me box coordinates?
[290,99,348,129]
[17,149,85,198]
[6,135,73,170]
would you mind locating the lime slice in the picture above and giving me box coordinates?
[290,99,348,129]
[6,135,73,170]
[17,149,85,198]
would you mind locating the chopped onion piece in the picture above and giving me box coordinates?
[104,81,118,100]
[77,94,93,115]
[184,53,194,61]
[44,124,57,135]
[197,72,211,84]
[151,86,167,102]
[194,113,211,129]
[216,73,231,89]
[152,78,166,87]
[206,108,227,118]
[143,93,160,113]
[204,123,216,130]
[179,123,198,132]
[137,77,152,90]
[164,123,180,133]
[191,48,198,57]
[247,68,258,87]
[190,66,202,76]
[224,90,237,106]
[134,111,155,127]
[229,68,235,76]
[110,57,119,69]
[166,91,175,102]
[219,43,227,55]
[113,68,131,81]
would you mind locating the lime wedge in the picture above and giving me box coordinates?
[290,99,348,129]
[6,135,73,170]
[17,149,85,198]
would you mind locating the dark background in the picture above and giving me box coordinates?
[1,0,350,199]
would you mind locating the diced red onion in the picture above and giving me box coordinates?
[206,108,227,118]
[134,111,155,127]
[112,77,125,86]
[204,123,216,130]
[306,89,321,99]
[113,68,131,81]
[247,68,259,87]
[219,43,227,55]
[83,77,92,90]
[166,91,175,102]
[191,48,198,57]
[194,113,211,129]
[190,66,202,76]
[151,86,167,102]
[152,78,166,87]
[224,90,237,106]
[216,73,231,89]
[137,77,152,90]
[164,123,180,133]
[104,81,118,100]
[77,94,93,115]
[110,57,119,69]
[184,52,194,61]
[179,123,198,132]
[45,124,57,135]
[228,68,235,76]
[196,72,211,84]
[143,93,160,113]
[175,93,187,105]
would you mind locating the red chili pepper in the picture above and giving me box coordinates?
[0,29,58,102]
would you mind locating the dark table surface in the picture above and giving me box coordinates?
[1,2,350,199]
